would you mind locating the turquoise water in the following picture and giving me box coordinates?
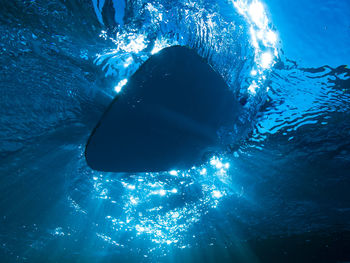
[0,0,349,262]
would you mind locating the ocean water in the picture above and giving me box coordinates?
[0,0,349,262]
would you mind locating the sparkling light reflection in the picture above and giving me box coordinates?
[89,155,239,249]
[95,0,278,99]
[114,78,127,93]
[232,0,278,95]
[88,0,277,252]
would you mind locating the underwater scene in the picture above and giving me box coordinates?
[0,0,350,262]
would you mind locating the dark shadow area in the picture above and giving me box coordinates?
[85,46,241,173]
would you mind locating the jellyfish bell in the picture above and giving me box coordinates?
[85,46,241,173]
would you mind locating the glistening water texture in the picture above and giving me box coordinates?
[0,0,350,262]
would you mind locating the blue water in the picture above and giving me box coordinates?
[0,0,349,262]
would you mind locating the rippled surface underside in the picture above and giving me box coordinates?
[0,0,350,262]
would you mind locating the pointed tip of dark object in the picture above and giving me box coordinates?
[85,46,239,173]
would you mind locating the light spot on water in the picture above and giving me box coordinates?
[159,189,166,196]
[130,196,138,205]
[265,30,277,45]
[171,212,179,218]
[212,190,223,199]
[123,56,133,68]
[151,37,174,55]
[248,81,258,95]
[169,170,178,176]
[127,184,135,190]
[210,156,219,166]
[51,227,65,237]
[248,1,266,28]
[251,69,258,76]
[114,78,128,93]
[216,161,223,169]
[260,52,273,69]
[136,225,145,233]
[125,34,148,54]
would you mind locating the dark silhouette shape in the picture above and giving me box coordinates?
[85,46,240,172]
